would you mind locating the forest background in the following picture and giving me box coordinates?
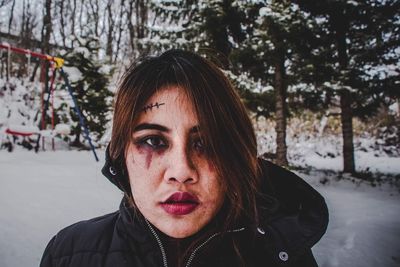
[0,0,399,175]
[1,1,400,267]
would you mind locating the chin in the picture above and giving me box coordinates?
[157,219,203,238]
[166,230,194,238]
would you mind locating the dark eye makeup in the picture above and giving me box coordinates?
[192,138,205,153]
[133,134,208,155]
[135,135,168,150]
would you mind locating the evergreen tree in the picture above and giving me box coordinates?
[144,0,196,52]
[149,1,331,167]
[231,0,321,166]
[296,0,400,173]
[147,0,246,66]
[63,36,113,147]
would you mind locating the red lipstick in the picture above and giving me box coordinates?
[161,192,199,215]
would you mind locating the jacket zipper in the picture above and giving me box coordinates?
[145,219,168,267]
[184,227,246,267]
[145,219,245,267]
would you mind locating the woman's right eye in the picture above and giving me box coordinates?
[140,136,167,149]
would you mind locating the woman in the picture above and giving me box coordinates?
[40,50,328,267]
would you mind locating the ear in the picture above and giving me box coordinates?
[101,144,131,193]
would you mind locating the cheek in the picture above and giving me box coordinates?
[207,161,216,173]
[213,179,225,203]
[210,170,225,204]
[127,162,157,205]
[141,147,153,169]
[125,148,165,196]
[201,167,225,202]
[133,146,166,169]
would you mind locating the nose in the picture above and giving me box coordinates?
[164,144,198,184]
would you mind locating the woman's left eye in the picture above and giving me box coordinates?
[192,139,205,153]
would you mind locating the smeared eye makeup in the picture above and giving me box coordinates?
[191,137,206,154]
[131,122,210,169]
[134,135,168,151]
[132,135,168,169]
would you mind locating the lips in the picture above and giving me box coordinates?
[160,192,199,215]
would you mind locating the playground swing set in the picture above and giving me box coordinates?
[0,43,99,161]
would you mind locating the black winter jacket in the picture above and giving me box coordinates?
[40,159,328,267]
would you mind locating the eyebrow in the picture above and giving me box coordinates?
[133,123,169,132]
[133,123,200,134]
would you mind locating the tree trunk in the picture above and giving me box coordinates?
[71,127,82,147]
[78,0,84,33]
[41,0,52,55]
[105,1,114,62]
[30,61,40,82]
[397,98,400,146]
[8,0,15,34]
[340,89,355,173]
[114,0,125,63]
[58,0,66,47]
[332,7,356,173]
[136,0,147,39]
[133,0,148,55]
[70,0,76,39]
[88,0,100,37]
[127,0,135,53]
[274,51,288,167]
[18,0,35,77]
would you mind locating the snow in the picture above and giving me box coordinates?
[259,7,272,17]
[255,117,400,175]
[0,77,42,141]
[0,150,122,267]
[322,81,357,92]
[74,47,91,59]
[389,101,399,115]
[54,124,71,135]
[1,149,399,267]
[296,151,400,174]
[0,75,78,148]
[306,171,400,267]
[348,0,360,6]
[99,64,113,76]
[62,66,83,83]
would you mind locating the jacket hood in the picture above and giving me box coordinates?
[101,145,131,192]
[257,160,329,265]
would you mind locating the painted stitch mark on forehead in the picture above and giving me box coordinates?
[142,102,165,113]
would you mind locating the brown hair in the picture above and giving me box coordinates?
[110,49,260,231]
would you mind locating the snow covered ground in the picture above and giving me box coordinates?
[0,149,399,267]
[0,150,122,267]
[303,171,400,267]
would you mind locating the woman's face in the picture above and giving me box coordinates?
[125,86,225,238]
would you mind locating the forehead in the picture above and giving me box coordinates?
[135,86,198,125]
[147,86,187,105]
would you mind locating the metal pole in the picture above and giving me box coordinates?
[59,67,99,162]
[7,44,10,81]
